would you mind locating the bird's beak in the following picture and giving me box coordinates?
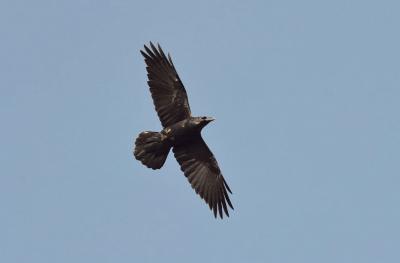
[207,117,215,122]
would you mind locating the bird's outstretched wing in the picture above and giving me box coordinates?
[173,135,234,218]
[141,42,191,128]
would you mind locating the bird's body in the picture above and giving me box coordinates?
[134,42,233,218]
[161,117,214,144]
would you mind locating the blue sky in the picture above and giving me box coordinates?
[1,0,399,262]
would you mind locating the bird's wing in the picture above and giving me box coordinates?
[173,135,233,218]
[141,42,191,128]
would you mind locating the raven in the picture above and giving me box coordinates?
[133,42,234,218]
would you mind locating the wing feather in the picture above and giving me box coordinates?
[141,42,191,127]
[173,135,233,218]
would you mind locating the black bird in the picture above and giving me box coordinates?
[134,42,234,218]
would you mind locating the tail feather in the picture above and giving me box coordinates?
[134,131,170,169]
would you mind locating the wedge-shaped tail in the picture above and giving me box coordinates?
[134,131,170,170]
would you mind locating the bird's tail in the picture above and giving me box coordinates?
[133,131,170,170]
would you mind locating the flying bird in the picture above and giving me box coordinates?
[133,42,234,218]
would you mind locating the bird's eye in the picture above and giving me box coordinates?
[202,117,207,120]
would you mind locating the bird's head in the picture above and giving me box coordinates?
[194,116,215,129]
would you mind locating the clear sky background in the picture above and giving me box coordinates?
[1,0,399,262]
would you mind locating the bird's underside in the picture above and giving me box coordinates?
[134,42,233,218]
